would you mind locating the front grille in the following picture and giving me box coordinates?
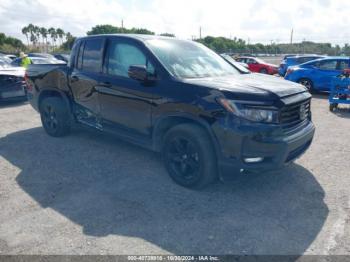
[280,99,311,131]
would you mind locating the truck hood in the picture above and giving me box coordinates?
[183,73,306,98]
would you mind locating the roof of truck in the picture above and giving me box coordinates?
[77,34,178,42]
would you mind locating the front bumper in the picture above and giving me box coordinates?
[214,119,315,180]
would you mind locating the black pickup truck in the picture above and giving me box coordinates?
[26,34,315,188]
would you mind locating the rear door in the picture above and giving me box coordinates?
[69,38,104,120]
[314,59,339,90]
[98,37,156,139]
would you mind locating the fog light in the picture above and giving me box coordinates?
[244,157,264,163]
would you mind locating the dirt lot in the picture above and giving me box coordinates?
[0,95,349,255]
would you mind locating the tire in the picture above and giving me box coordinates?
[162,124,217,189]
[40,97,71,137]
[329,103,338,112]
[298,78,313,92]
[259,68,268,74]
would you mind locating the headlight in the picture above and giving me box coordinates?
[218,98,279,123]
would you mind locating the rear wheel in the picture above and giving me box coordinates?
[259,68,268,74]
[40,97,71,137]
[298,78,313,92]
[162,124,217,189]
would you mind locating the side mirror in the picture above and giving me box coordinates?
[128,65,148,82]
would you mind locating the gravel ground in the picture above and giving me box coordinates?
[0,95,349,255]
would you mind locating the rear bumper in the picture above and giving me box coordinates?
[215,120,315,180]
[0,83,27,102]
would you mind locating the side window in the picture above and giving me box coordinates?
[82,39,103,73]
[247,58,255,64]
[318,60,337,70]
[77,41,84,70]
[338,60,349,70]
[107,40,155,78]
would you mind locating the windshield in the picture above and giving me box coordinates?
[146,39,241,79]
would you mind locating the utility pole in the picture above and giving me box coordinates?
[290,28,293,44]
[121,20,124,30]
[199,27,202,39]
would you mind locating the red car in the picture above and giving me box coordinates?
[235,56,278,75]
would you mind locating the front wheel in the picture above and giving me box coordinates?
[329,103,338,112]
[162,124,217,189]
[40,97,71,137]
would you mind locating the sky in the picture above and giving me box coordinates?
[0,0,349,45]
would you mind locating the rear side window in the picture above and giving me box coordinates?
[318,60,337,70]
[298,57,319,64]
[82,39,103,73]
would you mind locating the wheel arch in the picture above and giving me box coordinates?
[152,114,221,157]
[297,77,314,90]
[38,88,72,113]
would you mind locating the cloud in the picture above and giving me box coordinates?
[0,0,349,45]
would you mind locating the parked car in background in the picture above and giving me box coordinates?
[26,34,314,189]
[4,54,17,60]
[28,53,56,59]
[279,55,325,76]
[0,55,13,64]
[283,54,298,60]
[0,66,27,102]
[11,57,66,67]
[284,57,350,91]
[220,54,250,71]
[235,56,278,75]
[0,59,11,69]
[53,53,70,63]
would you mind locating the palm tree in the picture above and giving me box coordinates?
[48,27,57,51]
[40,27,48,51]
[56,28,65,46]
[34,25,41,49]
[21,26,29,47]
[27,23,35,46]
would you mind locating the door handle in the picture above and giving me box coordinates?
[71,75,79,82]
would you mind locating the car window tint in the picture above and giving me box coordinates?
[318,60,337,70]
[107,41,155,78]
[82,39,103,73]
[338,60,349,70]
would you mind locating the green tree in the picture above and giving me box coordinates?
[87,24,154,35]
[21,26,29,47]
[48,27,57,50]
[56,28,65,46]
[159,33,175,37]
[61,32,76,50]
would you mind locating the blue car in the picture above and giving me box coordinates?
[284,57,350,91]
[278,55,325,76]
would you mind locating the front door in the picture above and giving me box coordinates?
[98,38,156,139]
